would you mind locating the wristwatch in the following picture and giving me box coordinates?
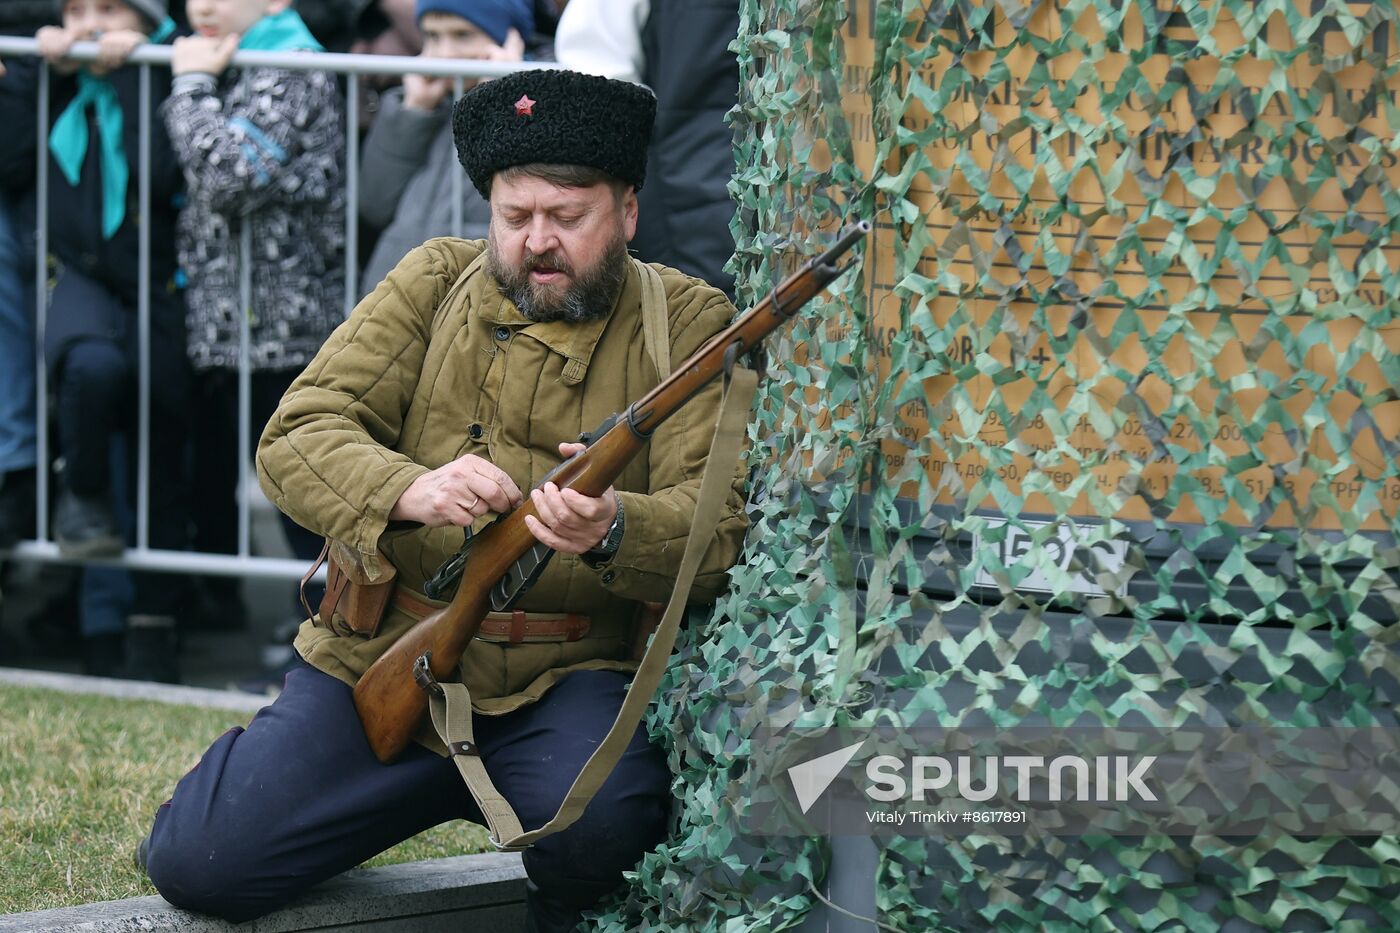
[586,496,625,562]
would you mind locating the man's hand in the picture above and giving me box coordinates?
[401,70,449,112]
[171,34,239,77]
[36,26,81,74]
[524,443,618,555]
[390,453,524,527]
[91,29,148,76]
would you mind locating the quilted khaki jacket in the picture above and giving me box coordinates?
[257,237,748,715]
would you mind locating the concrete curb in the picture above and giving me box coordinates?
[0,853,528,932]
[0,667,270,712]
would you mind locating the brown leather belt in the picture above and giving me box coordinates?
[393,588,591,645]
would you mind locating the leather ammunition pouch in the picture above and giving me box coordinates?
[303,540,398,638]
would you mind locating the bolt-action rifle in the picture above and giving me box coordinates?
[354,222,872,763]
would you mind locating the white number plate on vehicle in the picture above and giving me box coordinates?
[973,518,1129,597]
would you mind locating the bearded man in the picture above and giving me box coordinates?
[138,70,748,932]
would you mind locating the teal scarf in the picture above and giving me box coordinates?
[238,10,324,52]
[47,17,176,240]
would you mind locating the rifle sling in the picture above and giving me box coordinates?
[633,259,671,380]
[424,364,757,851]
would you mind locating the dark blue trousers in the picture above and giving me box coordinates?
[48,269,191,623]
[144,662,671,927]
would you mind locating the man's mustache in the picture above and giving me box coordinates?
[523,251,574,276]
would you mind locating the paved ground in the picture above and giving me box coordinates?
[0,562,296,691]
[0,495,303,693]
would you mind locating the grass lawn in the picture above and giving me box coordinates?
[0,683,490,915]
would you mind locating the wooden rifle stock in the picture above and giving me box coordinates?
[353,222,871,763]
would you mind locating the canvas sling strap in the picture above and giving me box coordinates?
[633,259,672,379]
[420,262,756,850]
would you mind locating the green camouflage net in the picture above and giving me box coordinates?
[593,0,1400,929]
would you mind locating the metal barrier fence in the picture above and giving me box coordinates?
[0,36,543,579]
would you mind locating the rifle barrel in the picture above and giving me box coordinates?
[628,221,871,438]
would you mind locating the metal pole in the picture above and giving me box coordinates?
[0,37,550,79]
[451,76,464,238]
[136,64,152,550]
[10,539,323,579]
[345,71,359,315]
[34,65,49,543]
[238,224,252,559]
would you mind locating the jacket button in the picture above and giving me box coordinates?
[468,423,483,439]
[494,326,510,341]
[601,570,616,584]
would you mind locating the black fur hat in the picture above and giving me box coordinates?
[453,69,657,198]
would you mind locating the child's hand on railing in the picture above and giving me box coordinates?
[36,26,82,75]
[91,29,148,76]
[171,34,239,78]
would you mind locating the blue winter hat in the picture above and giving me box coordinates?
[56,0,168,29]
[415,0,534,46]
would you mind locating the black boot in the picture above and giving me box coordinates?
[133,832,151,874]
[54,489,123,559]
[183,576,249,631]
[81,632,126,678]
[0,467,36,550]
[124,615,180,684]
[21,564,82,658]
[524,881,585,933]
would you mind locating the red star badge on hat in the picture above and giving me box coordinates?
[514,94,536,117]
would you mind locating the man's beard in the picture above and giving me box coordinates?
[488,229,630,324]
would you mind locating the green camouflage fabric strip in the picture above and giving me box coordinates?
[592,0,1400,929]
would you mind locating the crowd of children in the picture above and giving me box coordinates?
[1,0,355,680]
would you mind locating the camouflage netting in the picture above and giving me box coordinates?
[593,0,1400,929]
